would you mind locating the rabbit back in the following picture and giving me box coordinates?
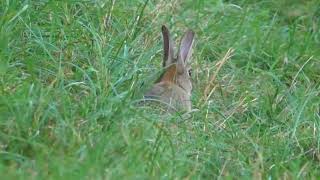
[144,81,191,112]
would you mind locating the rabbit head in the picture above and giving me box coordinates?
[144,25,195,112]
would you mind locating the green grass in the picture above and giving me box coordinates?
[1,0,320,179]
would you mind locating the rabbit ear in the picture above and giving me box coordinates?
[178,30,195,64]
[161,25,175,67]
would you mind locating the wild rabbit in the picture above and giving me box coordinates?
[143,25,195,112]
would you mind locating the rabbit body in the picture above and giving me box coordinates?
[143,25,195,112]
[144,74,192,112]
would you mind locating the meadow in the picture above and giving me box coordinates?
[0,0,320,179]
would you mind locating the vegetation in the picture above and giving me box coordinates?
[0,0,319,179]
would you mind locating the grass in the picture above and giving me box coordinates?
[0,0,319,179]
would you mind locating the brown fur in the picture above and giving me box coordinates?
[160,65,177,83]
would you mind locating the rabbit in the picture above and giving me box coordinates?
[143,25,195,112]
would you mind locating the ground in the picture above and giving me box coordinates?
[0,0,320,179]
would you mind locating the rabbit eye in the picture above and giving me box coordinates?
[188,69,192,76]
